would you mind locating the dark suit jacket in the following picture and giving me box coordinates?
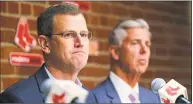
[0,64,49,103]
[0,64,87,103]
[86,77,161,103]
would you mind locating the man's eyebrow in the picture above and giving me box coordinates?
[129,39,151,43]
[130,39,141,42]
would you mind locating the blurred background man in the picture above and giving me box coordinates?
[86,19,160,103]
[0,3,92,103]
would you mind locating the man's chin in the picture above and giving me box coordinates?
[72,62,86,71]
[136,66,147,74]
[141,69,148,74]
[72,57,87,69]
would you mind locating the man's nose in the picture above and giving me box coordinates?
[140,44,148,54]
[74,34,83,48]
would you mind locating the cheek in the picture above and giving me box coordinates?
[83,40,89,53]
[61,42,74,57]
[127,52,138,67]
[125,47,138,63]
[148,50,151,57]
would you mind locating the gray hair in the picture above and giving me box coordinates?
[108,19,151,46]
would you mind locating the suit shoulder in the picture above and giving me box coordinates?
[4,76,36,93]
[0,76,36,102]
[140,86,160,101]
[140,87,156,96]
[3,76,35,94]
[90,80,107,94]
[86,80,110,103]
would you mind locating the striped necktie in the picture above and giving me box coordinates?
[128,91,140,103]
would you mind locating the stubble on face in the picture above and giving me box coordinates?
[50,14,89,72]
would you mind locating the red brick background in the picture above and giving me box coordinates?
[0,1,192,101]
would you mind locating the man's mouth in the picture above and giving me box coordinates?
[72,51,86,55]
[138,59,146,65]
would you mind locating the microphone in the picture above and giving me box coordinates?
[151,78,190,104]
[40,79,88,103]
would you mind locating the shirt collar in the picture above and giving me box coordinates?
[44,65,82,86]
[110,71,139,95]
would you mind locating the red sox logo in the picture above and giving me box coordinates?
[9,17,43,67]
[161,86,180,104]
[166,86,180,96]
[52,93,66,103]
[15,16,36,52]
[161,98,170,104]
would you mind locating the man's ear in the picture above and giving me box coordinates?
[109,45,119,60]
[38,35,50,54]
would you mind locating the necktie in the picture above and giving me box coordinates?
[128,91,140,103]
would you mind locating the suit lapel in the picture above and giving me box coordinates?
[105,77,121,103]
[34,64,49,102]
[139,87,150,103]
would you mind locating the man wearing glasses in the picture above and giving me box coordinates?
[0,3,92,103]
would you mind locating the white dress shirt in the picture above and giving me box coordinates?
[109,71,140,103]
[44,65,82,86]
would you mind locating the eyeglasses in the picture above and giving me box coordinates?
[53,30,92,39]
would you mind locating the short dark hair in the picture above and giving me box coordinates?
[37,3,81,38]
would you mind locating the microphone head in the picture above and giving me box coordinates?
[151,78,166,93]
[40,79,54,96]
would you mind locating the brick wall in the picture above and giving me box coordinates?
[0,1,192,101]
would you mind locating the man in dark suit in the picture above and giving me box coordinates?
[86,19,161,103]
[0,3,92,103]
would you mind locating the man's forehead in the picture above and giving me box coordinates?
[125,27,148,32]
[53,14,70,23]
[52,14,87,33]
[52,14,85,27]
[126,28,150,35]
